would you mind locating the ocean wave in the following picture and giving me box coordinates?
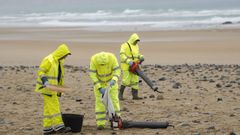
[81,10,111,16]
[39,16,240,27]
[122,9,143,14]
[0,9,240,30]
[39,20,157,26]
[2,9,239,20]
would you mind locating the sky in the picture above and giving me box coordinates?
[0,0,240,14]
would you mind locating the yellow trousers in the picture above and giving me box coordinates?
[94,83,120,127]
[122,70,139,90]
[43,94,64,133]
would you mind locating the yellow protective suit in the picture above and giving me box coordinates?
[89,52,121,128]
[120,33,143,90]
[35,44,71,134]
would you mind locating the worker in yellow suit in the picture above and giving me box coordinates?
[119,33,144,100]
[35,44,71,134]
[89,52,121,130]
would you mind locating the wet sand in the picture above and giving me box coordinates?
[0,27,240,65]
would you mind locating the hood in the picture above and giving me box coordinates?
[52,44,71,60]
[96,52,109,65]
[127,33,140,45]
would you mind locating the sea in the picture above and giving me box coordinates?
[0,0,240,31]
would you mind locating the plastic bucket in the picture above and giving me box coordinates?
[62,114,84,133]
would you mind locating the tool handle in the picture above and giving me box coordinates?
[46,85,71,93]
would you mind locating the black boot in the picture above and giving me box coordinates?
[132,89,142,100]
[55,126,71,133]
[119,85,125,100]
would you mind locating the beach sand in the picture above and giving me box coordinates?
[0,27,240,66]
[0,27,240,135]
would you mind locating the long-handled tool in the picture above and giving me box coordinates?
[130,61,160,93]
[46,85,71,93]
[101,84,171,130]
[39,85,71,97]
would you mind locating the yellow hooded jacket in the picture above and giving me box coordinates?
[35,44,71,95]
[120,33,143,70]
[89,52,121,90]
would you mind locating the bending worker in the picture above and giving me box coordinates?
[119,33,144,100]
[35,44,71,134]
[89,52,121,130]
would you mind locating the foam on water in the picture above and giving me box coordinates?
[0,9,240,31]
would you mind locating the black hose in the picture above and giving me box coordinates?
[122,120,170,129]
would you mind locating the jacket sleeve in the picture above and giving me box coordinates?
[89,57,101,90]
[37,59,51,83]
[136,44,144,60]
[112,56,121,82]
[120,44,131,64]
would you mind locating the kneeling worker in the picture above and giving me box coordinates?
[35,44,72,134]
[89,52,121,130]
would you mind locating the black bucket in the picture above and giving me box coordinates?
[62,114,84,133]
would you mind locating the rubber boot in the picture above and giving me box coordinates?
[118,85,125,100]
[132,89,142,100]
[55,126,71,133]
[97,125,105,130]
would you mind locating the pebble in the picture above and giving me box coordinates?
[233,108,240,112]
[181,123,191,127]
[65,108,71,111]
[216,83,222,88]
[0,118,13,125]
[122,107,129,112]
[207,126,215,130]
[209,79,215,83]
[230,81,236,84]
[0,118,5,124]
[200,76,208,81]
[111,131,117,135]
[149,94,155,98]
[193,133,201,135]
[194,106,199,110]
[158,77,166,81]
[217,98,223,101]
[225,84,232,87]
[24,127,34,131]
[192,120,201,123]
[156,95,164,100]
[172,82,182,89]
[76,99,82,102]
